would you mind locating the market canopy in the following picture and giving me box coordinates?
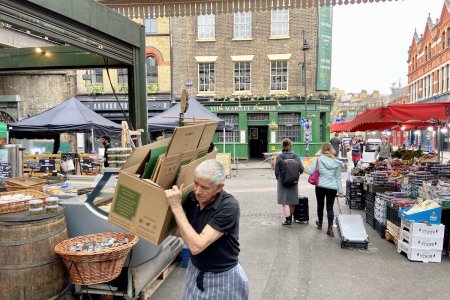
[9,97,122,136]
[148,96,231,131]
[100,0,401,17]
[330,102,450,132]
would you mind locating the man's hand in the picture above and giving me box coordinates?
[164,184,184,209]
[338,192,344,198]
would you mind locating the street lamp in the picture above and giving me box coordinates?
[302,30,310,156]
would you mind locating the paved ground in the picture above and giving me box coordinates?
[151,152,450,300]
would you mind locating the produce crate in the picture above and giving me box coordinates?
[349,200,365,210]
[0,189,48,214]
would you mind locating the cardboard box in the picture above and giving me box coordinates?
[108,123,217,245]
[399,230,444,250]
[400,220,445,238]
[397,240,442,263]
[399,206,442,225]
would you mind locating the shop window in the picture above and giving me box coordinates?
[217,114,239,142]
[198,14,215,40]
[278,113,300,142]
[91,68,103,85]
[117,68,128,84]
[198,63,215,92]
[270,60,288,91]
[146,56,158,84]
[271,9,289,37]
[234,12,251,38]
[248,113,268,121]
[234,62,251,92]
[144,18,157,35]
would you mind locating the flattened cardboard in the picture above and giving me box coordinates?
[121,138,170,174]
[176,149,218,187]
[195,122,218,159]
[166,124,205,157]
[108,123,217,245]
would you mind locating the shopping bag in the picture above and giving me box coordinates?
[308,160,319,185]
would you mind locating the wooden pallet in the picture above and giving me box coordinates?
[139,259,179,300]
[385,229,398,247]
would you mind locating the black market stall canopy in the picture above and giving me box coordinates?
[8,97,122,137]
[148,96,230,131]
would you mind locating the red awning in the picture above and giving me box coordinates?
[330,120,353,133]
[345,102,450,132]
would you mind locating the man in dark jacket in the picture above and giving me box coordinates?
[330,133,343,158]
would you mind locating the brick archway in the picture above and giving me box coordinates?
[146,47,168,66]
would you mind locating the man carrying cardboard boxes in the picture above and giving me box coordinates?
[165,159,249,299]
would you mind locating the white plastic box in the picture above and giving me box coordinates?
[397,240,442,263]
[400,220,445,238]
[399,230,444,250]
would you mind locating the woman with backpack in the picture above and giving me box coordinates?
[275,138,305,226]
[307,143,344,237]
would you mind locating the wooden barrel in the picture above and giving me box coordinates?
[0,207,68,300]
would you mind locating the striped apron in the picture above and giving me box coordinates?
[183,262,249,300]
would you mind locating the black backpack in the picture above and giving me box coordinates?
[279,154,301,186]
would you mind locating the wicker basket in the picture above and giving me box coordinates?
[54,232,138,285]
[0,189,49,214]
[4,176,47,192]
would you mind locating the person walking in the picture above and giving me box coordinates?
[359,138,364,159]
[350,137,362,167]
[101,135,111,167]
[274,138,305,226]
[307,143,344,237]
[374,136,393,161]
[164,159,249,299]
[330,133,343,158]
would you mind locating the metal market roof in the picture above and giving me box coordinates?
[99,0,402,17]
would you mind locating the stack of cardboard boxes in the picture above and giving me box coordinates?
[108,123,218,245]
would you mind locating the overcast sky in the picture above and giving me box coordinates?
[331,0,444,95]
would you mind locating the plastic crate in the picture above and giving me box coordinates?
[366,212,375,229]
[374,219,386,239]
[349,201,365,210]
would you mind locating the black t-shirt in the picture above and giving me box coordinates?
[183,190,240,273]
[104,143,111,167]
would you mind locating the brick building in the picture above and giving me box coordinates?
[169,7,334,159]
[406,0,450,150]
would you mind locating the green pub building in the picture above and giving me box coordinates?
[204,99,332,159]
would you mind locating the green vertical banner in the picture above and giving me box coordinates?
[316,6,333,91]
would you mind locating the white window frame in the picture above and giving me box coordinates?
[198,62,215,92]
[270,60,288,91]
[233,62,251,92]
[144,18,157,35]
[271,9,289,38]
[197,14,215,40]
[233,12,252,39]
